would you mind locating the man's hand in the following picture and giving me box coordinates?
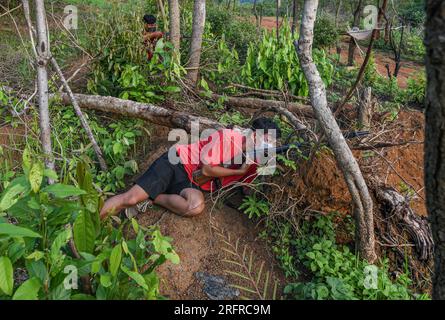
[238,162,253,175]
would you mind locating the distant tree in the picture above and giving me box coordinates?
[168,0,181,57]
[425,0,445,300]
[186,0,206,86]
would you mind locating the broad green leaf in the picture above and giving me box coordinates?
[100,273,112,288]
[0,177,29,211]
[12,277,41,300]
[121,265,148,290]
[41,184,87,198]
[73,211,95,254]
[25,260,48,284]
[26,251,45,261]
[43,169,58,181]
[50,228,72,267]
[29,162,44,193]
[109,244,122,277]
[22,148,32,174]
[0,223,41,238]
[0,256,14,296]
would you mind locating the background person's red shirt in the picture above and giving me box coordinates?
[176,129,258,192]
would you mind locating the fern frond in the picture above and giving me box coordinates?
[222,259,245,269]
[230,284,258,295]
[211,219,281,300]
[224,270,252,281]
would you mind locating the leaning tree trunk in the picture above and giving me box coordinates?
[168,0,180,56]
[425,0,445,300]
[296,0,377,262]
[347,0,363,66]
[186,0,206,86]
[34,0,55,173]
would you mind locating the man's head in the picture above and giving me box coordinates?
[143,14,157,31]
[250,117,281,147]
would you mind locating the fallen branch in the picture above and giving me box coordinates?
[209,94,314,118]
[352,140,423,150]
[227,83,310,102]
[56,93,224,132]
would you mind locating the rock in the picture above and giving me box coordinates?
[195,272,239,300]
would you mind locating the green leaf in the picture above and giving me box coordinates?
[0,177,30,211]
[0,256,14,296]
[100,273,112,288]
[121,265,148,290]
[71,293,96,300]
[73,211,95,254]
[26,251,45,261]
[50,228,72,267]
[41,184,87,198]
[12,278,41,300]
[29,162,44,193]
[109,244,122,277]
[43,169,58,181]
[0,223,41,238]
[22,148,32,174]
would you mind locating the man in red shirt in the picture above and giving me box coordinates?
[100,118,281,219]
[142,14,164,61]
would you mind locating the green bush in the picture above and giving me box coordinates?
[207,5,259,60]
[0,154,178,300]
[281,214,423,300]
[313,13,339,49]
[241,23,334,97]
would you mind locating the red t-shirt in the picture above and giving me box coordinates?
[175,129,258,191]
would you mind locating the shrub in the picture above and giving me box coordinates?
[241,22,334,97]
[313,13,339,49]
[0,154,178,300]
[281,214,422,300]
[207,5,259,61]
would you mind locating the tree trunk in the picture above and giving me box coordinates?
[276,0,280,40]
[34,0,55,173]
[56,93,223,133]
[291,0,298,36]
[358,86,373,130]
[168,0,180,56]
[347,0,363,66]
[157,0,169,33]
[186,0,206,86]
[296,0,376,262]
[425,0,445,300]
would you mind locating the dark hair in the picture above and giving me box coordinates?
[143,14,157,24]
[251,117,281,139]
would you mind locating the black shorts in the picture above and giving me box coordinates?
[135,152,200,200]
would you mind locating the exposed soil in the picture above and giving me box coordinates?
[334,37,424,89]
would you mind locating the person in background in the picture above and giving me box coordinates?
[142,14,164,61]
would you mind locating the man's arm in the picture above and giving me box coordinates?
[201,163,251,178]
